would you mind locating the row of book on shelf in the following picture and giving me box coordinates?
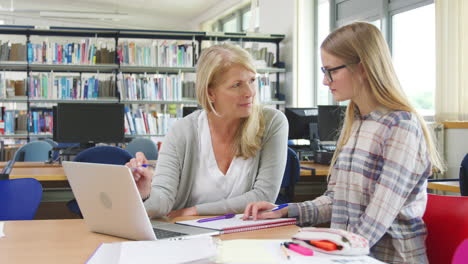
[0,72,276,101]
[124,107,179,136]
[1,39,198,67]
[0,40,275,68]
[0,106,178,136]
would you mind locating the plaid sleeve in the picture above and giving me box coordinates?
[288,178,335,226]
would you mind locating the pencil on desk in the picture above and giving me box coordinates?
[281,243,290,260]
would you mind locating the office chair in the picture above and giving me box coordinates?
[459,153,468,196]
[276,147,300,204]
[13,141,53,162]
[0,178,43,220]
[67,146,134,217]
[125,138,158,160]
[423,194,468,264]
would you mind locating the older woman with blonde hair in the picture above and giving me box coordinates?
[127,43,288,218]
[243,22,444,264]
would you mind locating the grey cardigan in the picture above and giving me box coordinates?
[144,107,289,217]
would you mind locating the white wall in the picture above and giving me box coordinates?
[258,0,296,106]
[444,128,468,178]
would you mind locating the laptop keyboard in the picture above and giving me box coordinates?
[153,228,188,239]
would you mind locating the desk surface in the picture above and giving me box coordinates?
[9,167,66,181]
[0,218,300,264]
[0,161,61,168]
[6,161,329,181]
[300,161,329,176]
[427,181,460,193]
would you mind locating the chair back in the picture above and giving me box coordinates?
[13,141,53,162]
[0,178,43,220]
[74,146,133,165]
[423,194,468,264]
[125,138,158,160]
[459,153,468,196]
[276,147,300,204]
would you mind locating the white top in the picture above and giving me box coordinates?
[190,111,254,206]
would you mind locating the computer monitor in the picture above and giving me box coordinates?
[182,106,200,117]
[317,105,346,142]
[53,103,124,146]
[285,108,318,140]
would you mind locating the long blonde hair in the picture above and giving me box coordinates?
[195,43,265,159]
[322,22,444,174]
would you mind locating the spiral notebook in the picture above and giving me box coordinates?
[176,214,297,234]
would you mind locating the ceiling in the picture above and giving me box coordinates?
[0,0,236,30]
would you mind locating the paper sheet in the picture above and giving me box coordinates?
[0,222,4,238]
[217,239,386,264]
[87,236,217,264]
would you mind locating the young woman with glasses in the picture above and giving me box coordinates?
[243,22,444,264]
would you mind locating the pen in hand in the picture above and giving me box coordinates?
[132,164,156,171]
[268,203,288,212]
[140,164,156,168]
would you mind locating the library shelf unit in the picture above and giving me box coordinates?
[0,25,286,142]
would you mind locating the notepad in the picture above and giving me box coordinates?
[176,214,297,234]
[87,236,217,264]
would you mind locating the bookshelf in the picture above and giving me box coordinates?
[0,25,286,142]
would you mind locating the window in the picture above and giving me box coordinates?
[321,0,436,116]
[316,0,331,106]
[222,15,237,32]
[208,4,257,33]
[392,4,435,116]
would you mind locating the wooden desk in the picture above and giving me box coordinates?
[6,161,328,181]
[427,181,460,193]
[0,219,300,264]
[0,161,61,168]
[9,167,66,181]
[300,161,329,177]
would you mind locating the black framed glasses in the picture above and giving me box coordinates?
[321,64,347,83]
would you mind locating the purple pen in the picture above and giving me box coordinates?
[197,213,235,223]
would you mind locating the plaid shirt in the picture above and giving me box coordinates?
[289,108,431,264]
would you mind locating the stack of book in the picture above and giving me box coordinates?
[124,106,179,136]
[117,73,184,101]
[28,108,53,134]
[28,73,115,99]
[118,40,196,67]
[27,39,115,65]
[0,73,26,98]
[0,41,27,62]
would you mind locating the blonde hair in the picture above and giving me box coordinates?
[195,43,265,159]
[321,22,445,175]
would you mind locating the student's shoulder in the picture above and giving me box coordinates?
[381,110,421,134]
[261,107,287,126]
[167,110,202,137]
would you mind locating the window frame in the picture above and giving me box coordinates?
[211,4,254,33]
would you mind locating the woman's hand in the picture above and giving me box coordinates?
[242,201,288,220]
[125,152,153,199]
[166,207,198,218]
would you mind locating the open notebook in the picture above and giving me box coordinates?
[176,214,297,234]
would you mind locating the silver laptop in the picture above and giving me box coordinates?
[62,161,220,240]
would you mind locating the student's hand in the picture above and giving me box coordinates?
[126,152,153,199]
[166,207,198,218]
[242,201,288,221]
